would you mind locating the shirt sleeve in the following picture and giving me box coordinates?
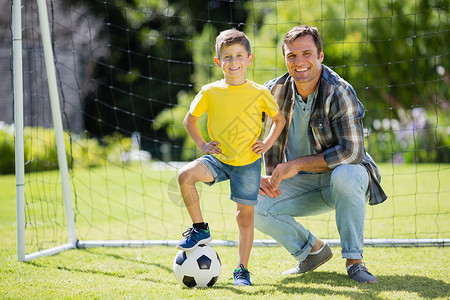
[321,84,365,168]
[260,88,280,118]
[189,88,208,117]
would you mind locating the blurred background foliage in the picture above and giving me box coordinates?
[153,0,449,163]
[2,0,448,173]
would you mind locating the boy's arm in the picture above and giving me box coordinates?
[184,112,221,154]
[251,111,286,155]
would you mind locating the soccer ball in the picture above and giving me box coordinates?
[173,245,221,288]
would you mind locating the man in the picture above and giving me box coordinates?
[255,25,387,284]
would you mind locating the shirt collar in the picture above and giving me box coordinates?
[291,80,319,104]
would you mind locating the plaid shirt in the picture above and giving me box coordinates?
[263,65,387,205]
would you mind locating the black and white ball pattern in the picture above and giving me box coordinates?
[173,245,222,288]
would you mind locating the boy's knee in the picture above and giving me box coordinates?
[177,167,196,185]
[236,207,254,228]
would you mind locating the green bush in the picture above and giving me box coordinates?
[23,127,63,172]
[70,132,132,168]
[0,128,15,174]
[0,124,132,175]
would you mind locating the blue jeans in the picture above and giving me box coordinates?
[254,164,369,261]
[198,155,261,206]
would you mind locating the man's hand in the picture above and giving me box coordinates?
[270,160,300,190]
[201,141,221,154]
[259,176,281,198]
[269,154,330,190]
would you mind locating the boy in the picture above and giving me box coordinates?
[177,29,286,286]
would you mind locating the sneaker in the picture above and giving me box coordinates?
[233,264,252,286]
[176,226,212,250]
[282,243,333,275]
[347,263,378,284]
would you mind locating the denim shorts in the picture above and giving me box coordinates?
[197,155,261,206]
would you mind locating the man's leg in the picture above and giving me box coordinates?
[327,164,369,262]
[254,173,333,262]
[327,164,378,283]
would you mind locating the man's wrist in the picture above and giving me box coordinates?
[292,159,302,173]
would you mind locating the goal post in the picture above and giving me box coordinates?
[14,0,76,261]
[12,0,26,262]
[12,0,449,261]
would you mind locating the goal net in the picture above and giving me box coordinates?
[10,0,449,261]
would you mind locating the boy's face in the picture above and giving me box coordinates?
[214,44,253,86]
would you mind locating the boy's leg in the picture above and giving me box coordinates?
[234,203,254,286]
[176,160,214,250]
[177,160,214,223]
[236,203,254,268]
[228,158,260,285]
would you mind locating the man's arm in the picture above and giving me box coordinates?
[266,85,364,194]
[321,85,365,168]
[259,71,365,197]
[259,153,330,197]
[271,153,329,189]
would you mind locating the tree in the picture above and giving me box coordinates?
[67,0,248,160]
[246,0,450,163]
[157,0,449,162]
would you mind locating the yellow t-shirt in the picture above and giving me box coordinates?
[190,79,280,166]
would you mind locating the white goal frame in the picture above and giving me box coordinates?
[12,0,449,262]
[13,0,76,262]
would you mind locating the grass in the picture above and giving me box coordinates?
[1,246,449,299]
[1,163,449,299]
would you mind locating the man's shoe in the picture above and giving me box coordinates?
[233,264,252,286]
[176,226,212,250]
[282,243,333,275]
[347,263,378,284]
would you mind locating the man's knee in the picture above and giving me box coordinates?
[330,164,369,195]
[254,194,272,217]
[254,196,272,230]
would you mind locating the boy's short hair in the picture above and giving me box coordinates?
[282,25,323,56]
[215,29,251,57]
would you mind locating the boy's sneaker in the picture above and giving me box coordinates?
[176,226,212,251]
[233,264,252,286]
[347,263,378,284]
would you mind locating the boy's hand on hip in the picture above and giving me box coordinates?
[202,141,222,154]
[251,140,269,155]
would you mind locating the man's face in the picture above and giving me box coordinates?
[283,35,324,85]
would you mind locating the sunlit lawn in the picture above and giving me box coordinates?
[1,163,449,299]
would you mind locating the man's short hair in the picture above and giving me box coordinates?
[282,25,323,56]
[215,29,251,57]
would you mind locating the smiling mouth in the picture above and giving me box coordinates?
[230,67,240,71]
[295,67,309,72]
